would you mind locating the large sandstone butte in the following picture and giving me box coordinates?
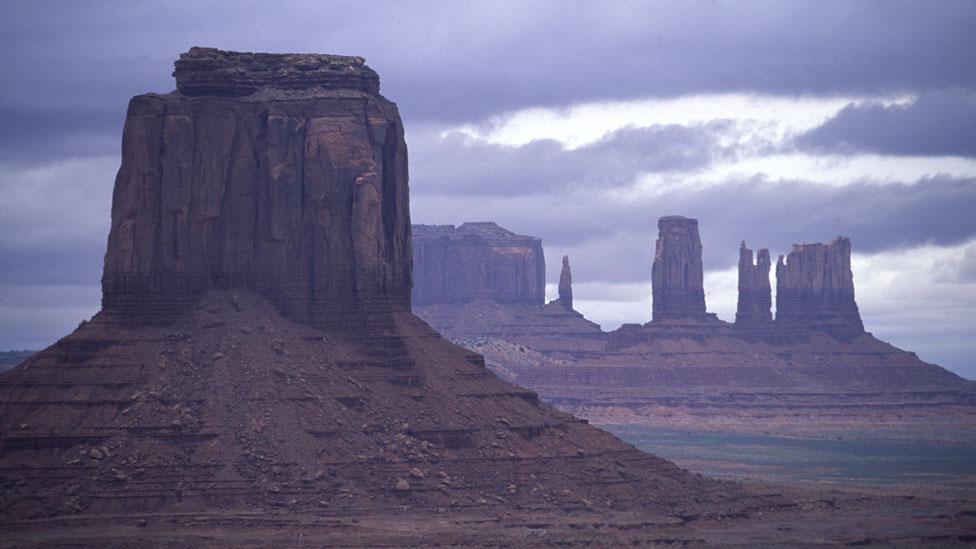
[102,47,411,329]
[652,216,708,321]
[0,48,794,545]
[412,222,545,306]
[775,237,864,338]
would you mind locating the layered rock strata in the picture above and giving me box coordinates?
[735,242,772,324]
[412,222,545,305]
[102,46,411,327]
[652,216,707,321]
[775,237,864,337]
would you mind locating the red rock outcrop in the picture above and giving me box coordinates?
[102,47,411,328]
[735,242,772,324]
[652,216,708,321]
[554,255,573,308]
[775,237,864,337]
[412,222,545,305]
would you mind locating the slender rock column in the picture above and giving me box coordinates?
[735,242,772,324]
[557,255,573,309]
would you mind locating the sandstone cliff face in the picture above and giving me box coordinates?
[775,237,864,336]
[735,242,772,324]
[556,255,573,309]
[652,216,707,321]
[412,222,545,305]
[102,47,411,326]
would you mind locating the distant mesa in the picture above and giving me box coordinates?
[412,223,605,358]
[412,222,545,306]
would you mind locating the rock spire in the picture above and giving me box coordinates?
[775,237,864,336]
[101,47,411,328]
[557,255,573,309]
[735,242,772,324]
[652,216,707,321]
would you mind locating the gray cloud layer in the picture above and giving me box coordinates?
[412,122,734,196]
[797,89,976,157]
[2,1,975,165]
[413,175,976,283]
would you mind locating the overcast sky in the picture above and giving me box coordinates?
[1,1,974,378]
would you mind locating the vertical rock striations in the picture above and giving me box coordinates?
[652,216,707,321]
[775,237,864,337]
[101,47,411,328]
[735,242,772,324]
[556,255,573,308]
[412,222,545,305]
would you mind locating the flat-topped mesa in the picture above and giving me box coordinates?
[555,255,574,308]
[412,222,545,306]
[173,46,380,97]
[102,47,410,327]
[775,237,864,337]
[735,242,772,324]
[652,216,707,321]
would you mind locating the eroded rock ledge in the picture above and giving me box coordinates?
[173,46,380,97]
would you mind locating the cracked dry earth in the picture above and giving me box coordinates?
[1,291,974,546]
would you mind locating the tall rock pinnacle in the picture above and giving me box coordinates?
[652,216,707,321]
[557,255,573,309]
[101,47,411,327]
[735,242,772,324]
[775,237,864,337]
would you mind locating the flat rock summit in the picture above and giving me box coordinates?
[2,48,974,546]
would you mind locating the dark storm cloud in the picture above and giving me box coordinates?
[2,0,975,163]
[797,89,976,157]
[411,122,733,196]
[412,175,976,284]
[0,106,123,164]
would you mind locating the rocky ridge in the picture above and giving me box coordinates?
[412,217,974,447]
